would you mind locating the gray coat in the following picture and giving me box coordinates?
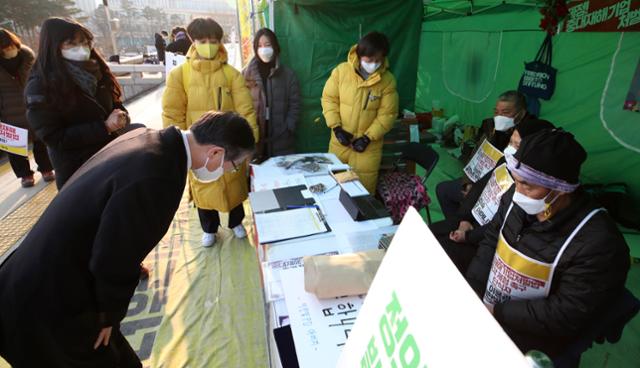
[243,57,300,159]
[0,46,34,129]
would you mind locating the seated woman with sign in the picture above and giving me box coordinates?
[465,129,630,359]
[435,91,533,220]
[430,119,555,274]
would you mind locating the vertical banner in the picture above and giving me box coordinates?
[0,122,29,157]
[236,0,255,67]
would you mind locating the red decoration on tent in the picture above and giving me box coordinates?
[539,0,569,35]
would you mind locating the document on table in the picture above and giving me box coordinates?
[254,207,329,244]
[252,173,307,192]
[281,267,366,368]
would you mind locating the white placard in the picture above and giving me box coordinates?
[472,163,515,225]
[281,266,366,368]
[0,122,28,157]
[464,139,504,182]
[337,208,528,368]
[165,51,186,75]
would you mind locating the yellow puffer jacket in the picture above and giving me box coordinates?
[162,44,259,212]
[321,45,398,193]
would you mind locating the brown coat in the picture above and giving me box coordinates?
[0,46,35,129]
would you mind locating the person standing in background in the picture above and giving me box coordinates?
[155,30,167,63]
[242,28,300,162]
[322,31,399,193]
[162,17,258,248]
[0,28,54,187]
[25,17,130,190]
[166,27,192,56]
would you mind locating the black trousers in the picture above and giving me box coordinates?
[197,204,245,234]
[435,177,464,220]
[8,139,53,178]
[430,219,477,275]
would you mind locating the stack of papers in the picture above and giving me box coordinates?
[254,207,329,244]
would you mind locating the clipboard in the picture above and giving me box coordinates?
[254,206,331,244]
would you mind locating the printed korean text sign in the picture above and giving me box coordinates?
[338,208,528,368]
[564,0,640,32]
[472,164,514,225]
[463,139,504,183]
[483,235,550,305]
[0,122,28,157]
[281,267,365,368]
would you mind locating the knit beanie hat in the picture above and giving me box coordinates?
[515,118,555,139]
[507,128,587,192]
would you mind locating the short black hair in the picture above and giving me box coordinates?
[187,18,223,41]
[253,28,280,56]
[498,90,527,114]
[356,31,390,58]
[190,111,255,161]
[161,31,168,36]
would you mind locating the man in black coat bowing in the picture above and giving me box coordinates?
[0,111,255,367]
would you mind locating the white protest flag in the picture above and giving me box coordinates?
[337,207,528,368]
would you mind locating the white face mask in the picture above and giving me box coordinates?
[503,145,518,157]
[192,151,224,183]
[257,47,274,63]
[61,46,91,62]
[494,115,515,132]
[361,60,381,74]
[512,190,558,215]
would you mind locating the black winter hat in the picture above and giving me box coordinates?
[515,118,555,139]
[514,128,587,185]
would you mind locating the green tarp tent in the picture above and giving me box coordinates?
[274,0,640,209]
[272,3,639,363]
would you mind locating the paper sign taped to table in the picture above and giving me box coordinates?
[281,266,366,368]
[0,122,28,157]
[337,208,528,368]
[463,139,504,182]
[472,163,514,225]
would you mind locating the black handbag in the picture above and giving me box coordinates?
[518,34,557,101]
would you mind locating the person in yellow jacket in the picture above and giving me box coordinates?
[321,31,399,193]
[162,17,258,247]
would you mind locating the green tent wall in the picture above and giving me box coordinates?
[273,0,423,152]
[415,4,640,207]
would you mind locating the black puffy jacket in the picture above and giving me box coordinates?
[465,189,630,357]
[25,72,127,189]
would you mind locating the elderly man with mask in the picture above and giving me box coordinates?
[465,129,630,360]
[436,90,532,220]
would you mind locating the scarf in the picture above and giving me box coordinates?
[65,59,103,97]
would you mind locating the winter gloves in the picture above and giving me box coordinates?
[333,126,354,146]
[334,126,370,153]
[352,135,371,153]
